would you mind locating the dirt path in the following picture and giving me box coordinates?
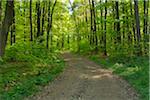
[26,53,139,100]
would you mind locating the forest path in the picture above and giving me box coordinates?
[26,52,138,100]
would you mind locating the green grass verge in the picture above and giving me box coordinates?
[89,55,149,100]
[0,42,65,100]
[0,60,65,100]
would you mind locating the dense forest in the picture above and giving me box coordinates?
[0,0,149,100]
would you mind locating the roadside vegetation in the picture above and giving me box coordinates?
[0,42,65,100]
[89,55,149,100]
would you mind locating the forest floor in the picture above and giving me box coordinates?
[26,52,139,100]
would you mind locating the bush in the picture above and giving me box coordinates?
[0,41,65,100]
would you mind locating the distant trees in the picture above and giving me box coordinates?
[69,0,149,56]
[0,0,149,57]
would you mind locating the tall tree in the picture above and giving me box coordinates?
[100,0,103,46]
[47,0,57,49]
[0,0,14,56]
[130,1,136,43]
[91,0,98,52]
[0,1,1,27]
[10,6,15,45]
[134,0,141,55]
[36,0,41,37]
[24,0,26,41]
[104,0,107,56]
[143,0,149,54]
[30,0,33,41]
[89,0,93,45]
[115,1,121,44]
[41,1,45,36]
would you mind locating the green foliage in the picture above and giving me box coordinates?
[90,55,149,100]
[0,42,65,100]
[0,57,5,64]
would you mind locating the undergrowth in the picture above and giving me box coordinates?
[0,42,65,100]
[89,55,149,100]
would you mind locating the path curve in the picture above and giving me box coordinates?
[26,52,139,100]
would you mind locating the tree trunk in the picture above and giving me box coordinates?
[46,0,57,49]
[89,0,93,45]
[100,0,103,47]
[0,1,14,56]
[30,0,33,41]
[41,1,45,36]
[122,2,125,45]
[24,0,26,41]
[47,1,51,49]
[130,1,136,43]
[10,7,15,45]
[104,0,107,56]
[36,0,41,37]
[91,0,98,52]
[0,1,1,28]
[143,0,149,54]
[115,1,121,43]
[134,0,141,55]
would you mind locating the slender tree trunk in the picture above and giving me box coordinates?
[143,0,149,54]
[24,0,26,41]
[89,0,93,45]
[67,35,70,49]
[50,0,57,48]
[104,0,107,56]
[91,0,98,52]
[10,1,15,45]
[130,1,136,43]
[10,7,15,45]
[134,0,141,42]
[41,1,45,36]
[100,0,103,46]
[36,0,41,37]
[30,0,33,41]
[134,0,142,55]
[122,2,125,45]
[61,33,64,48]
[0,1,1,29]
[0,0,14,56]
[115,1,121,44]
[47,1,51,49]
[46,0,57,49]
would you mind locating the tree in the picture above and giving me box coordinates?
[0,0,14,56]
[89,0,93,45]
[10,6,15,45]
[134,0,141,55]
[36,0,41,37]
[115,1,121,44]
[104,0,107,56]
[91,0,98,52]
[47,0,57,49]
[143,0,149,54]
[30,0,33,41]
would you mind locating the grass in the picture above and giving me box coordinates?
[0,60,65,100]
[89,55,149,100]
[0,42,65,100]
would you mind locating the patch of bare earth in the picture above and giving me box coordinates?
[26,52,139,100]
